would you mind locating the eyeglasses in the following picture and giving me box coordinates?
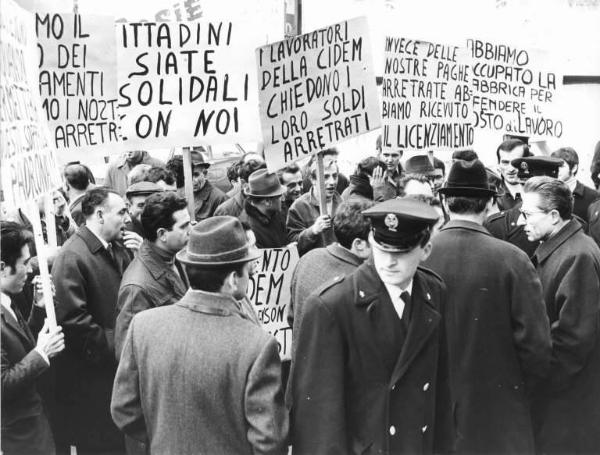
[519,209,548,221]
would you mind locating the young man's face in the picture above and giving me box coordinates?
[517,192,555,242]
[162,209,192,253]
[556,160,573,182]
[311,163,339,202]
[281,171,303,202]
[371,233,432,288]
[380,150,402,172]
[1,244,32,295]
[498,146,526,185]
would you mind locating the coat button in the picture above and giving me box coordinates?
[426,292,431,300]
[359,290,365,298]
[391,384,395,391]
[422,425,428,433]
[423,382,429,391]
[389,425,396,436]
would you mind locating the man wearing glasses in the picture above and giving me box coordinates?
[518,177,600,453]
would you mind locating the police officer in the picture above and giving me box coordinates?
[289,198,454,455]
[485,156,562,257]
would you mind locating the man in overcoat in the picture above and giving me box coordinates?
[289,198,454,454]
[52,187,133,453]
[424,159,551,453]
[518,176,600,453]
[111,216,288,454]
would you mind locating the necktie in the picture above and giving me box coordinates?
[400,291,412,329]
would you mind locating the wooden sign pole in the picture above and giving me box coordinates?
[182,147,195,220]
[316,152,328,216]
[25,199,57,328]
[43,193,58,249]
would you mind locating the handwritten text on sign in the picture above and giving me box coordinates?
[467,39,562,138]
[117,21,264,147]
[36,14,119,150]
[257,17,380,172]
[382,37,474,151]
[247,245,299,360]
[1,0,61,208]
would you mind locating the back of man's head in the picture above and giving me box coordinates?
[333,200,374,250]
[166,156,185,189]
[64,163,90,191]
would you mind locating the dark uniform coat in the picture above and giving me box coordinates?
[424,220,551,454]
[1,303,54,455]
[496,180,522,211]
[572,180,599,222]
[289,260,454,455]
[587,198,600,247]
[52,226,132,452]
[532,219,600,453]
[485,204,540,258]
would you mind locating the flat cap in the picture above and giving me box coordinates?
[125,181,164,198]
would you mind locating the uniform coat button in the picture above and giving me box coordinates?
[422,425,428,433]
[389,425,396,436]
[423,382,429,391]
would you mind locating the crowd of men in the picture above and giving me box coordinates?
[3,136,600,455]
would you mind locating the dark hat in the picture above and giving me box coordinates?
[438,159,496,197]
[125,181,164,198]
[511,156,562,180]
[176,216,261,266]
[405,155,436,175]
[245,169,284,198]
[362,198,439,252]
[190,150,211,168]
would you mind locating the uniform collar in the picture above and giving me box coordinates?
[533,218,582,265]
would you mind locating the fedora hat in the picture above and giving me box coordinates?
[438,159,497,197]
[404,155,436,176]
[245,169,284,198]
[176,216,260,266]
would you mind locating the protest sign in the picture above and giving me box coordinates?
[381,37,474,151]
[247,244,299,360]
[467,39,563,139]
[36,13,120,151]
[257,17,380,172]
[1,0,62,209]
[117,20,266,148]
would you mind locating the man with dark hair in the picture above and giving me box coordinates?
[146,166,177,191]
[430,152,446,195]
[105,151,164,196]
[289,198,453,454]
[376,145,404,200]
[287,158,342,256]
[166,155,185,190]
[278,163,303,220]
[111,216,288,454]
[516,177,600,453]
[424,160,551,454]
[342,157,386,202]
[189,151,228,222]
[551,147,599,222]
[64,163,92,226]
[125,181,164,238]
[115,192,190,359]
[239,169,287,248]
[495,139,531,211]
[226,161,242,198]
[51,187,133,453]
[214,158,266,218]
[1,222,65,455]
[287,200,373,353]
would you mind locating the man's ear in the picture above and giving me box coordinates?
[0,261,5,273]
[96,208,104,223]
[420,241,433,262]
[572,163,579,176]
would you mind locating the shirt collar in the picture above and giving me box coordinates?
[566,178,577,193]
[0,292,15,320]
[383,280,413,299]
[86,225,109,249]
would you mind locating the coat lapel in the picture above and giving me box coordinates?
[390,273,440,385]
[1,306,35,348]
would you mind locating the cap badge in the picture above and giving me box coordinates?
[384,213,398,232]
[520,162,529,173]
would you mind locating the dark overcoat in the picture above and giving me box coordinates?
[572,180,599,222]
[51,226,131,452]
[1,304,54,455]
[532,219,600,454]
[424,220,551,453]
[289,260,454,455]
